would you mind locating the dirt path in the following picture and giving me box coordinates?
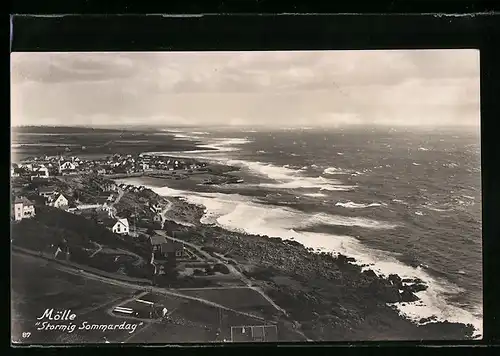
[155,231,290,317]
[89,241,103,258]
[160,201,173,229]
[12,250,267,323]
[154,230,312,341]
[174,286,252,291]
[109,188,124,218]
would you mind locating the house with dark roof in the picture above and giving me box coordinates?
[149,235,185,263]
[150,235,167,251]
[159,240,186,262]
[38,186,57,198]
[12,196,36,221]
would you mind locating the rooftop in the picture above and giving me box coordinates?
[38,186,57,193]
[160,241,184,253]
[99,216,118,227]
[150,235,167,245]
[117,218,129,228]
[14,196,34,206]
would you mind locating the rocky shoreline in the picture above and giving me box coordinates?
[134,185,476,341]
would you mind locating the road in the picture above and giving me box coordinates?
[154,230,312,341]
[159,200,173,229]
[154,230,290,317]
[89,241,103,258]
[174,286,251,291]
[12,249,267,323]
[109,187,124,218]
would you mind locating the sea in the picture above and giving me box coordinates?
[121,125,483,337]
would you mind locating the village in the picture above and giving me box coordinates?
[10,152,284,342]
[10,152,241,282]
[10,150,475,343]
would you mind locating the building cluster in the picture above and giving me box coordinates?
[117,183,147,193]
[11,153,194,270]
[149,235,185,275]
[12,196,36,221]
[12,153,208,179]
[11,156,86,179]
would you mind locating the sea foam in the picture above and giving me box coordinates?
[120,178,482,339]
[335,201,385,209]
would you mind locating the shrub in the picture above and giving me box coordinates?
[212,263,230,274]
[193,269,204,276]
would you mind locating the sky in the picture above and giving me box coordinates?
[10,50,480,128]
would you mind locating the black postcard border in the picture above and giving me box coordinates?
[8,12,500,350]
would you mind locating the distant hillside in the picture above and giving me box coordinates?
[12,126,130,134]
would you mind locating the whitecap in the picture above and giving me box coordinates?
[323,167,352,175]
[303,192,327,198]
[141,186,482,338]
[335,201,385,209]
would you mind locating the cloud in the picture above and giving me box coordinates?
[11,52,137,84]
[10,50,480,127]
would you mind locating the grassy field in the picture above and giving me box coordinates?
[11,253,294,344]
[11,253,140,344]
[178,288,278,318]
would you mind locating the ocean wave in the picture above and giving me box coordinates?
[191,131,210,135]
[335,201,385,209]
[120,178,482,338]
[423,206,452,213]
[224,160,355,192]
[259,182,355,191]
[302,212,397,230]
[160,129,183,133]
[303,192,327,198]
[146,136,254,159]
[418,147,430,151]
[172,133,196,140]
[323,167,352,175]
[198,138,253,152]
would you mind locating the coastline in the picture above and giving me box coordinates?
[114,175,478,341]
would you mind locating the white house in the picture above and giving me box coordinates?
[48,193,69,209]
[19,163,33,171]
[12,196,36,221]
[11,165,20,177]
[31,166,50,179]
[112,218,130,235]
[59,161,76,172]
